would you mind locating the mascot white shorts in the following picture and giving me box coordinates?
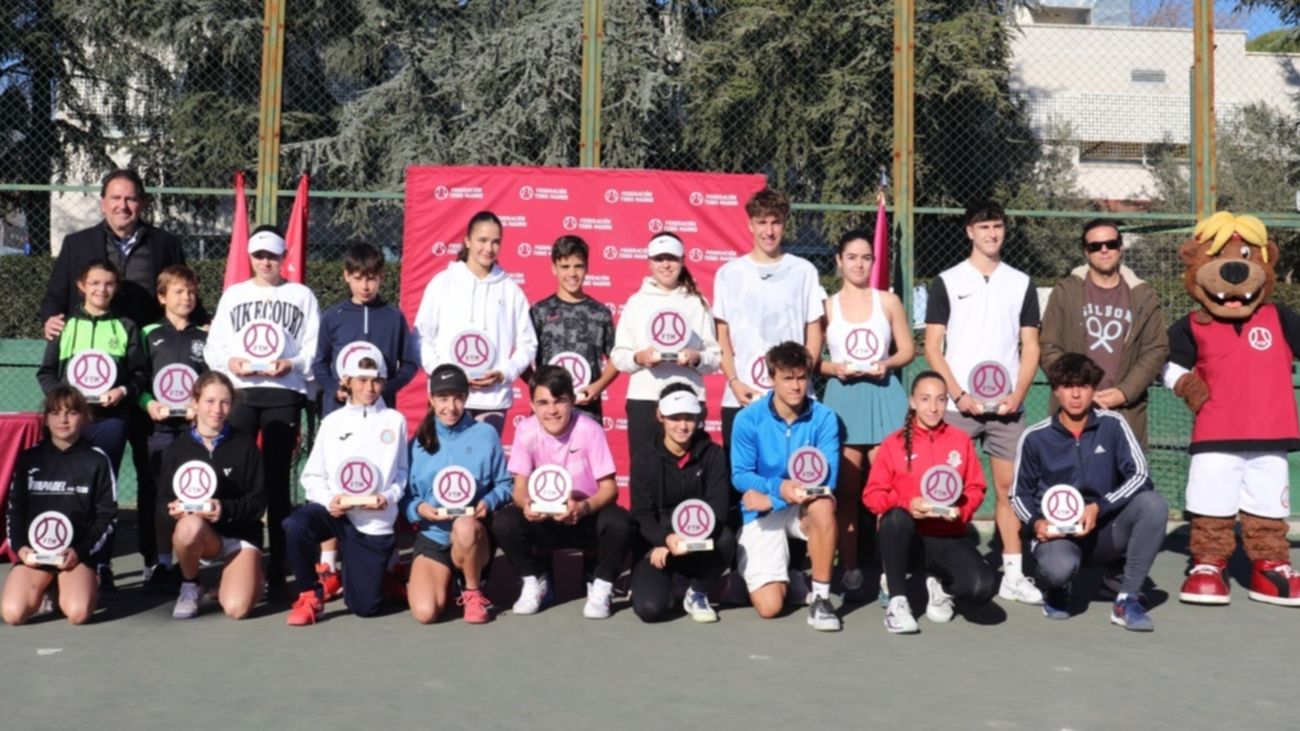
[1186,451,1290,518]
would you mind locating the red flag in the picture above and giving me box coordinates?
[869,190,890,291]
[223,171,251,289]
[282,174,309,283]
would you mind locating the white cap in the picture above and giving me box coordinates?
[658,390,700,416]
[248,230,286,256]
[646,234,683,259]
[342,351,388,379]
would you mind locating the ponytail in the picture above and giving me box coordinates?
[902,408,917,472]
[677,264,709,308]
[415,409,440,454]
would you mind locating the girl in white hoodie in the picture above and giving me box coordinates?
[611,233,721,455]
[414,211,537,434]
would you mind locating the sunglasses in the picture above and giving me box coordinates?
[1084,239,1122,254]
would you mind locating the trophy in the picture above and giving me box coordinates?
[548,351,592,397]
[968,360,1013,414]
[645,308,690,363]
[152,363,198,418]
[450,329,497,380]
[67,349,117,405]
[919,464,962,519]
[27,511,74,566]
[527,465,573,515]
[335,457,384,509]
[843,327,883,375]
[1042,484,1085,536]
[173,460,219,513]
[432,465,476,518]
[788,446,832,498]
[670,499,715,552]
[240,318,286,374]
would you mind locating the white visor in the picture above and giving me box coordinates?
[647,235,684,259]
[658,390,700,416]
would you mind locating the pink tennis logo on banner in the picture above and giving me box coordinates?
[153,364,197,406]
[30,512,72,551]
[434,466,475,509]
[1043,485,1084,524]
[242,320,283,360]
[175,463,216,500]
[672,499,714,540]
[749,356,773,389]
[69,350,115,395]
[337,459,379,495]
[788,447,830,486]
[648,309,689,350]
[969,361,1011,400]
[548,352,591,388]
[844,328,880,362]
[920,465,962,507]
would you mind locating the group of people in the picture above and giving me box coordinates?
[0,169,1281,635]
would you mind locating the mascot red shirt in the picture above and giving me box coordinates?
[1164,211,1300,607]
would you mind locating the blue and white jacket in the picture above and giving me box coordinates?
[730,392,841,525]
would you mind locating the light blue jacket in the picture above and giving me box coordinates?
[402,412,512,547]
[730,393,842,525]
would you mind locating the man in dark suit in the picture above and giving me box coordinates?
[39,169,206,594]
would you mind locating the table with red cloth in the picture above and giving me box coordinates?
[0,412,44,560]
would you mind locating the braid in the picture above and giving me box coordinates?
[902,408,917,472]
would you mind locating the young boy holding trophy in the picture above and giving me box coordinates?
[1011,353,1166,631]
[865,371,994,634]
[628,383,734,623]
[2,386,116,625]
[491,366,631,620]
[283,354,407,625]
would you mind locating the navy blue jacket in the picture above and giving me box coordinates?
[311,297,419,415]
[1010,408,1152,525]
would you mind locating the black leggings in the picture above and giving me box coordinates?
[625,399,659,461]
[630,526,737,622]
[491,503,632,583]
[228,388,305,576]
[878,508,997,605]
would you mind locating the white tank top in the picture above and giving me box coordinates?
[826,289,893,366]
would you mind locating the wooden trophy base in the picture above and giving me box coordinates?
[339,495,382,509]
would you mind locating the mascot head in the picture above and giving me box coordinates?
[1181,211,1279,321]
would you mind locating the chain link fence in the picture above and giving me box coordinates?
[3,2,1299,512]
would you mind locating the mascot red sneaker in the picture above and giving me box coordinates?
[1165,211,1300,607]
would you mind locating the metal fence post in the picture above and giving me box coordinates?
[1191,0,1216,219]
[255,0,288,225]
[892,0,916,318]
[579,0,604,167]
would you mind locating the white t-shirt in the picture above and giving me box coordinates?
[712,253,825,408]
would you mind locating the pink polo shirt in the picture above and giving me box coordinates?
[507,412,616,499]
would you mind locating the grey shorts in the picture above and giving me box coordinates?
[944,409,1026,462]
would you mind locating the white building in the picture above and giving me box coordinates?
[1010,1,1300,206]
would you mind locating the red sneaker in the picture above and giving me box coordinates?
[1179,560,1230,605]
[287,590,324,626]
[458,588,491,624]
[316,563,343,601]
[1249,560,1300,607]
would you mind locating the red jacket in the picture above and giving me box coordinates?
[863,421,986,537]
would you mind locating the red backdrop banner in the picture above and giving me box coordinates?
[399,166,767,499]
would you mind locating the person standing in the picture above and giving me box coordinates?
[1039,219,1168,448]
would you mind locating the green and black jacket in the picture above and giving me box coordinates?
[37,306,149,419]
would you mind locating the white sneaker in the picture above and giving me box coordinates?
[35,591,55,617]
[999,573,1044,605]
[583,578,613,619]
[173,581,202,619]
[807,596,842,632]
[786,569,811,606]
[512,575,550,615]
[926,576,955,623]
[682,589,719,623]
[884,595,919,634]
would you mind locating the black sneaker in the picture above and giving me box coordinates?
[1042,586,1070,620]
[807,596,842,632]
[97,564,118,597]
[142,564,182,596]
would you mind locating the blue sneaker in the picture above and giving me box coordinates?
[1042,587,1070,620]
[1110,594,1154,632]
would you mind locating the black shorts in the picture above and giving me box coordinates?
[412,530,496,578]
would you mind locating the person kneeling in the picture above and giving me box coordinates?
[866,371,996,634]
[731,342,842,631]
[1011,353,1167,631]
[284,355,407,625]
[629,384,735,623]
[162,373,266,620]
[403,365,512,624]
[491,366,631,619]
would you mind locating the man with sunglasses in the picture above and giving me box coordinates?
[1040,219,1168,448]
